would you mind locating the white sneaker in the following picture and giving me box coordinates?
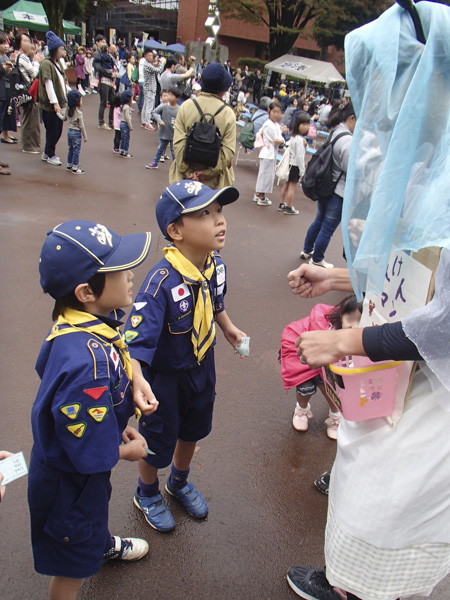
[253,194,259,202]
[300,251,311,260]
[41,153,48,161]
[77,84,86,96]
[325,413,341,440]
[292,402,313,431]
[47,156,62,166]
[256,197,272,206]
[103,535,149,562]
[309,258,334,268]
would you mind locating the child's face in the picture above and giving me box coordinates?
[161,91,169,103]
[94,270,134,315]
[175,201,226,253]
[167,92,177,104]
[299,121,310,135]
[270,106,282,122]
[341,310,361,329]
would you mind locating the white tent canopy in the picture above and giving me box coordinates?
[265,54,345,85]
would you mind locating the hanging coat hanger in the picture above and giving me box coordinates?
[395,0,427,43]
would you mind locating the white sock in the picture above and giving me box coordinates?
[329,409,340,418]
[297,402,311,411]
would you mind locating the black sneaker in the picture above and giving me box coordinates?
[287,566,341,599]
[314,471,330,495]
[278,203,286,211]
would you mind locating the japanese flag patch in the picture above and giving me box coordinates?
[171,283,191,302]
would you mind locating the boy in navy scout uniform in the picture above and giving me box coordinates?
[28,220,156,600]
[126,180,246,532]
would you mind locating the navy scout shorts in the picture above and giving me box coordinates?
[28,452,112,578]
[140,350,216,469]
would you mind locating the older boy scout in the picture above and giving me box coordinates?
[127,181,246,532]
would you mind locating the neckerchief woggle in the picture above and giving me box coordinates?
[163,245,215,362]
[46,308,133,380]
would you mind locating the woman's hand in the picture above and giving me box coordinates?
[296,329,365,369]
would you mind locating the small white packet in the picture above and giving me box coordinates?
[0,452,28,486]
[236,336,250,357]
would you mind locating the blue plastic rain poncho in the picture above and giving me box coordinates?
[343,1,450,298]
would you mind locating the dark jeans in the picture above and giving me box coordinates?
[114,129,121,151]
[119,122,130,153]
[98,83,114,126]
[153,138,174,163]
[138,82,144,113]
[41,109,63,158]
[67,129,82,167]
[76,77,86,90]
[303,192,343,262]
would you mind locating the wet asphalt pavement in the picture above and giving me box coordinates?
[0,95,448,600]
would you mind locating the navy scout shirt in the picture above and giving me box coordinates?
[125,253,226,371]
[31,315,134,475]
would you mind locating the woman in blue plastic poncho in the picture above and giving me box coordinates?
[285,2,450,600]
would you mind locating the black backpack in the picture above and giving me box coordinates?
[9,54,32,108]
[183,99,226,168]
[301,132,351,201]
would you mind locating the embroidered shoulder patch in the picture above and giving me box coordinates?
[60,403,81,420]
[87,406,109,422]
[66,422,87,438]
[83,386,108,400]
[125,330,139,343]
[131,315,143,328]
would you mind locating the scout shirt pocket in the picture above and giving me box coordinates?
[167,298,194,335]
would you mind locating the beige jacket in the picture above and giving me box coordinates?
[169,92,236,189]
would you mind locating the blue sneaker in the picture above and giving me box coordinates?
[133,487,175,532]
[165,479,208,519]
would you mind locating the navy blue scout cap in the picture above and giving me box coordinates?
[39,220,152,299]
[156,180,239,239]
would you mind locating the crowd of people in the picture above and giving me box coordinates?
[3,3,450,600]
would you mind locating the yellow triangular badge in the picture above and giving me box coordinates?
[60,403,81,420]
[87,406,109,423]
[67,422,87,438]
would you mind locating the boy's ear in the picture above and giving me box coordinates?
[166,222,183,242]
[74,283,96,304]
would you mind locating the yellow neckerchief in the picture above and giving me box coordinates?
[46,308,132,380]
[162,245,215,362]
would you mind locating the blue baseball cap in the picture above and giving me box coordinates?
[39,220,152,299]
[155,180,239,239]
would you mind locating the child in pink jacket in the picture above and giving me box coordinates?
[280,295,362,439]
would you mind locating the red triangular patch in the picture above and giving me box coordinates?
[83,386,108,400]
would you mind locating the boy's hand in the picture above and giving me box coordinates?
[130,127,133,131]
[133,376,159,415]
[159,121,165,127]
[223,325,247,358]
[120,426,148,461]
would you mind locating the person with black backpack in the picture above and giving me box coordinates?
[169,63,236,189]
[299,102,356,268]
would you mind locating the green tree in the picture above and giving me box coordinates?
[218,0,393,60]
[40,0,114,38]
[218,0,321,60]
[41,0,69,37]
[313,0,393,60]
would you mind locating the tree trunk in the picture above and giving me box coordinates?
[42,0,68,39]
[319,46,328,61]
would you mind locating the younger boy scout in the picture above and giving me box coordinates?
[29,221,154,600]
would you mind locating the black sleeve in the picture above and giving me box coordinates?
[362,321,423,362]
